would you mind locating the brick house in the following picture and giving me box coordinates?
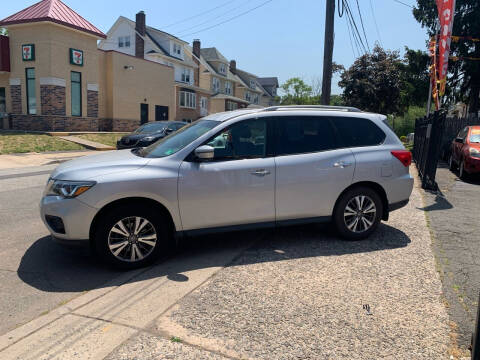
[0,0,175,131]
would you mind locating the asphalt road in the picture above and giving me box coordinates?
[423,163,480,350]
[0,166,121,335]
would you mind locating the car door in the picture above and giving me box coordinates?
[453,127,468,163]
[274,115,355,221]
[178,118,275,231]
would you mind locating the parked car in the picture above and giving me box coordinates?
[40,106,413,269]
[448,125,480,179]
[116,121,185,149]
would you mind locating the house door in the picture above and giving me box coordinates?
[140,103,149,124]
[155,105,168,121]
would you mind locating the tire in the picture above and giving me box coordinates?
[94,204,171,269]
[459,160,469,181]
[448,154,456,171]
[333,186,383,240]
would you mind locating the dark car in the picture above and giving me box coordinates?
[117,121,186,149]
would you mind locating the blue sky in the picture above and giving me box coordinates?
[1,0,427,94]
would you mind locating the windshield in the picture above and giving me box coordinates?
[133,122,169,134]
[138,120,220,158]
[470,132,480,143]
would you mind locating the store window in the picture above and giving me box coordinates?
[71,71,82,117]
[0,88,5,113]
[26,68,36,115]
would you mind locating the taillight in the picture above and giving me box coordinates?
[391,150,412,167]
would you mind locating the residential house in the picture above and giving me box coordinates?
[257,77,279,107]
[185,40,249,114]
[99,12,211,122]
[234,67,267,107]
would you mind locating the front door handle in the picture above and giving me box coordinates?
[250,169,271,177]
[334,161,352,168]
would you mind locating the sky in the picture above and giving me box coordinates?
[1,0,429,94]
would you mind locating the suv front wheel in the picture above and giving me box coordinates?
[94,205,169,269]
[333,187,383,240]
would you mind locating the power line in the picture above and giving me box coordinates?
[369,0,383,47]
[391,0,414,9]
[163,0,236,29]
[343,0,368,54]
[355,0,371,52]
[180,0,274,37]
[345,14,359,58]
[176,0,255,36]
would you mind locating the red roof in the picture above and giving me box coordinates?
[0,0,106,39]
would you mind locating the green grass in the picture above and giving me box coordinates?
[0,131,83,154]
[77,133,126,147]
[170,336,182,343]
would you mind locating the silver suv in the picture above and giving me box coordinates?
[40,106,413,268]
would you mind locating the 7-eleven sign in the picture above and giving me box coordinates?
[70,48,84,66]
[22,44,35,61]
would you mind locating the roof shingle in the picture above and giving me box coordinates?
[0,0,106,39]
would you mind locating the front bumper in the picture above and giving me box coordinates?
[464,156,480,174]
[40,195,98,241]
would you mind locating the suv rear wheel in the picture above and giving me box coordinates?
[333,187,383,240]
[94,205,170,269]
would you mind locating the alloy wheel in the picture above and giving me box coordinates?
[108,216,157,262]
[343,195,377,233]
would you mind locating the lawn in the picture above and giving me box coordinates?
[77,133,126,147]
[0,132,83,154]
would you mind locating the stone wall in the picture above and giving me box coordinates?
[40,85,66,116]
[11,115,98,131]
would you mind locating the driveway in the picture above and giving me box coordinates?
[422,162,480,352]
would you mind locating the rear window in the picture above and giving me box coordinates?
[332,117,386,147]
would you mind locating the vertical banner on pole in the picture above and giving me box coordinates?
[429,37,440,111]
[436,0,456,97]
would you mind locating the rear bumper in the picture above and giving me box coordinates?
[464,156,480,173]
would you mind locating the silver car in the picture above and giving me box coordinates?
[40,106,413,269]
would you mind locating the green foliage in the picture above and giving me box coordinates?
[339,45,405,115]
[414,0,480,112]
[280,77,313,105]
[0,28,7,36]
[389,106,427,137]
[399,47,430,108]
[400,135,407,143]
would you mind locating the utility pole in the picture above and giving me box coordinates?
[321,0,335,105]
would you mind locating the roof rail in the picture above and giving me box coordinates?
[264,105,362,112]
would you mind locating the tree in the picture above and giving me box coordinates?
[0,28,7,36]
[414,0,480,113]
[339,45,405,114]
[399,47,430,108]
[280,77,312,105]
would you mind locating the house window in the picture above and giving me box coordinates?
[71,71,82,117]
[212,77,220,92]
[245,91,252,102]
[225,81,232,95]
[201,97,208,110]
[173,43,181,56]
[250,79,256,89]
[181,67,191,83]
[180,91,196,109]
[26,68,36,115]
[226,101,238,111]
[271,86,276,96]
[0,87,5,113]
[253,94,259,104]
[118,36,131,48]
[219,63,226,74]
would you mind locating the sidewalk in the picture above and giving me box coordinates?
[0,150,97,170]
[0,169,452,360]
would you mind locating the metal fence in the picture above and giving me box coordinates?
[439,114,480,159]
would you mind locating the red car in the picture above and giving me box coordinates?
[449,125,480,179]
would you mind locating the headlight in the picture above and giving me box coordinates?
[45,179,96,198]
[469,147,480,158]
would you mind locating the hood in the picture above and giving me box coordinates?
[50,149,150,180]
[469,143,480,150]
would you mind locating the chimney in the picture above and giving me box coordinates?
[230,60,237,75]
[193,39,201,59]
[135,11,146,58]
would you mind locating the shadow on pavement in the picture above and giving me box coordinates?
[18,223,411,293]
[418,189,454,212]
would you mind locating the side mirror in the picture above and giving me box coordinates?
[455,137,464,144]
[194,145,214,160]
[165,128,174,134]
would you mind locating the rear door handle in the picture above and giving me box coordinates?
[333,161,352,168]
[250,169,271,177]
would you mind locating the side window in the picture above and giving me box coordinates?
[332,117,386,147]
[275,116,337,156]
[205,119,267,160]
